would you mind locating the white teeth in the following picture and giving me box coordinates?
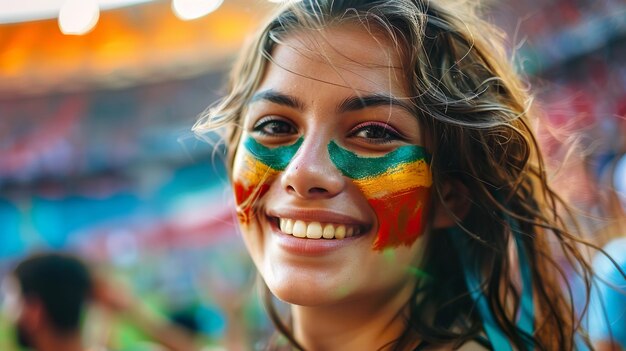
[322,224,335,239]
[306,222,323,239]
[284,219,294,234]
[292,220,307,238]
[278,218,361,240]
[279,218,294,234]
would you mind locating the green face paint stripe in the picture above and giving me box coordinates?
[328,141,430,179]
[243,136,303,171]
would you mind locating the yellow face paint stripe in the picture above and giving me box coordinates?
[352,159,432,198]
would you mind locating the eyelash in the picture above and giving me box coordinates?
[252,117,297,136]
[252,118,404,145]
[348,122,404,144]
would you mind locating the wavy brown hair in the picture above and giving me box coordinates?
[194,0,602,350]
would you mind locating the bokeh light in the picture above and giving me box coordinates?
[171,0,223,21]
[58,0,100,35]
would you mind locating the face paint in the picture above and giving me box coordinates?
[328,141,432,250]
[232,136,303,224]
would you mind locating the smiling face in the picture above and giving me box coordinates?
[231,24,433,305]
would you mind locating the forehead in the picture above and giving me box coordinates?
[261,24,409,97]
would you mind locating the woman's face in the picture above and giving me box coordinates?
[231,24,433,306]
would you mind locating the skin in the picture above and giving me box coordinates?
[231,24,451,350]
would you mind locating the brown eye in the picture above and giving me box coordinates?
[348,122,403,144]
[253,117,297,136]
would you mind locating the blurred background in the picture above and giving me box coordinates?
[0,0,624,349]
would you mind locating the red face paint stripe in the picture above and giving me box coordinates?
[232,150,280,225]
[368,187,431,250]
[233,181,272,224]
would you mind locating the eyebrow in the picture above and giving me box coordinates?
[249,89,305,110]
[337,94,415,115]
[249,89,414,115]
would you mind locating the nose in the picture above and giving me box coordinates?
[280,138,345,199]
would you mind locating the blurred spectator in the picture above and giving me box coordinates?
[1,252,92,351]
[1,252,202,351]
[90,270,201,351]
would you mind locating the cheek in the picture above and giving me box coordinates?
[327,141,432,250]
[354,159,432,250]
[232,136,303,224]
[232,148,279,225]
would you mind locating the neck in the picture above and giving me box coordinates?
[291,282,418,351]
[34,329,84,351]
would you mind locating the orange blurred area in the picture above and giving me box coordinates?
[0,0,274,94]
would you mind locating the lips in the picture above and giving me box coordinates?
[268,211,370,256]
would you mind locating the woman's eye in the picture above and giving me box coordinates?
[349,122,403,144]
[252,118,296,136]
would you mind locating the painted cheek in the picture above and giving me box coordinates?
[356,162,431,250]
[232,136,303,225]
[328,141,432,250]
[232,153,278,225]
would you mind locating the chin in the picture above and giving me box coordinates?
[261,258,357,307]
[268,281,346,307]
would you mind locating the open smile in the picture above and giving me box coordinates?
[277,218,362,239]
[267,209,371,241]
[267,213,371,256]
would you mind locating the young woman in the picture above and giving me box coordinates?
[194,1,604,349]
